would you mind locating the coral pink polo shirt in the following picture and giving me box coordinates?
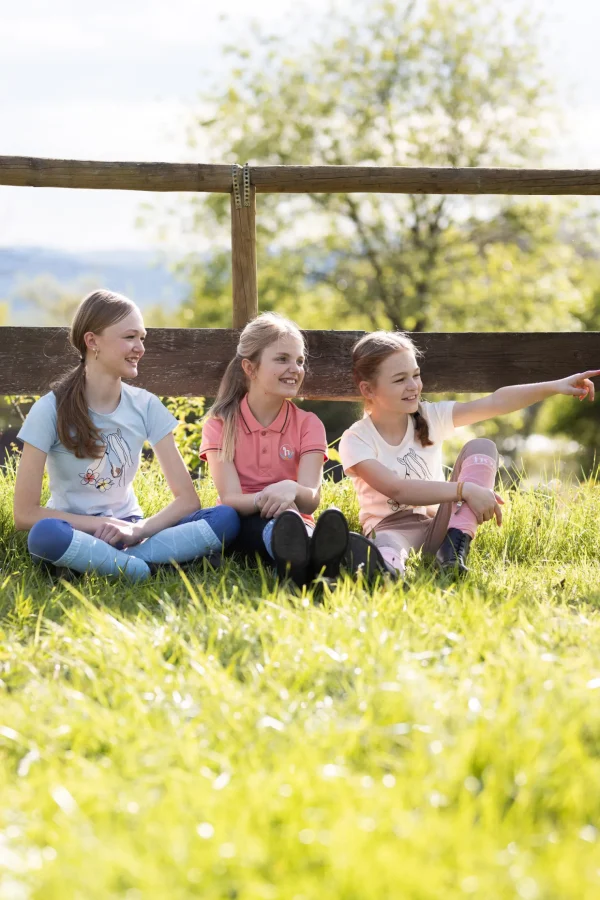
[200,395,328,522]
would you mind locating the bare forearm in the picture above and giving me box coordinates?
[221,492,261,516]
[487,381,558,416]
[139,494,200,539]
[14,506,122,534]
[294,483,320,514]
[391,478,460,507]
[350,461,462,508]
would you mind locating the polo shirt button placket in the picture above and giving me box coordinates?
[259,431,270,474]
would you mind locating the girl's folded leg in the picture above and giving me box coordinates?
[360,511,430,578]
[371,529,413,576]
[27,518,150,582]
[378,545,408,574]
[228,514,272,564]
[450,439,498,538]
[426,438,499,574]
[124,505,240,566]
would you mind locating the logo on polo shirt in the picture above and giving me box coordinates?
[279,444,295,460]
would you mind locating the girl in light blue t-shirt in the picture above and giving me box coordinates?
[14,289,239,582]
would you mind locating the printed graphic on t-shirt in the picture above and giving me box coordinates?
[386,449,433,513]
[279,444,295,460]
[78,428,133,493]
[396,448,431,480]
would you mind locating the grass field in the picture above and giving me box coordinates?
[1,458,600,899]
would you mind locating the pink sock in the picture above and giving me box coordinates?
[379,546,407,573]
[452,454,497,539]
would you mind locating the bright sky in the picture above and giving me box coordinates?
[1,0,600,251]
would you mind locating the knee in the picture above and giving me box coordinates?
[28,519,74,562]
[208,505,240,545]
[463,438,498,462]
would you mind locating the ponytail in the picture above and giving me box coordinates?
[208,356,248,462]
[52,360,103,459]
[206,312,306,462]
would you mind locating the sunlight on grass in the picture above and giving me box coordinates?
[1,458,600,898]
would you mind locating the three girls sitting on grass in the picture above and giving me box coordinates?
[13,290,599,584]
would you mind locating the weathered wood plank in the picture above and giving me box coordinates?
[3,156,600,196]
[252,166,600,195]
[1,328,599,398]
[0,156,232,192]
[231,186,258,327]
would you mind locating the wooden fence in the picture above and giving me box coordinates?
[2,155,600,397]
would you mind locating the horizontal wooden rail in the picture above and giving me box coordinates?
[1,328,598,397]
[251,166,600,195]
[3,156,600,195]
[0,157,232,192]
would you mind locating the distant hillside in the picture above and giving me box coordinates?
[0,247,189,322]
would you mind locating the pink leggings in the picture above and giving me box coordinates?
[372,439,499,572]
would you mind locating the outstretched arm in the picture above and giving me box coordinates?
[453,370,600,429]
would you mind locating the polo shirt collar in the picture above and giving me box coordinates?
[240,394,290,434]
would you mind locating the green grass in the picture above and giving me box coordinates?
[2,458,600,899]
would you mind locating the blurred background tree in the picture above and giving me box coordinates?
[145,0,600,472]
[535,257,600,471]
[10,276,95,326]
[151,0,593,338]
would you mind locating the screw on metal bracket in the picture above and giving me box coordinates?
[232,164,242,209]
[243,162,250,207]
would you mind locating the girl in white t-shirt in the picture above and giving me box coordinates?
[13,289,239,581]
[339,331,599,576]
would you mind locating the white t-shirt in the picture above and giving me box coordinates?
[339,401,456,534]
[17,383,178,519]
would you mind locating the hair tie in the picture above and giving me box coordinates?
[79,355,85,364]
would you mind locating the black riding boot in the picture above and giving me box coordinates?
[436,528,472,576]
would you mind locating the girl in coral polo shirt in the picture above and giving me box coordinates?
[201,313,392,586]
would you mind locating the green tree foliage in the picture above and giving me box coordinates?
[161,0,589,336]
[535,255,600,468]
[160,396,206,472]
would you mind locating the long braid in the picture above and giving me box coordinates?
[412,405,433,447]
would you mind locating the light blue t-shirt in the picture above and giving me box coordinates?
[17,383,178,519]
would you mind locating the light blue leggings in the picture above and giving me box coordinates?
[28,506,240,583]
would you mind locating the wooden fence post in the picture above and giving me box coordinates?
[231,164,258,328]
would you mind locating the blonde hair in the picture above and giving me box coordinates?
[52,289,137,458]
[351,331,433,447]
[208,312,306,461]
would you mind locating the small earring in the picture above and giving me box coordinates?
[94,348,98,361]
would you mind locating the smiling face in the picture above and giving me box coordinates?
[359,349,423,414]
[85,307,146,379]
[244,332,306,399]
